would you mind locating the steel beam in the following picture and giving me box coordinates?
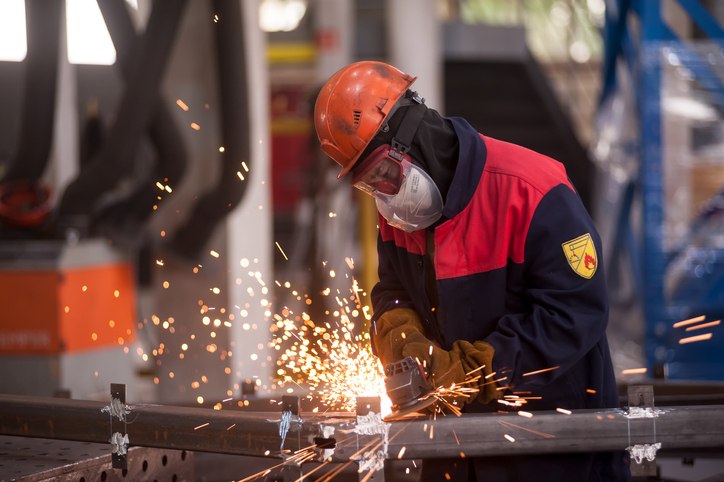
[1,394,724,462]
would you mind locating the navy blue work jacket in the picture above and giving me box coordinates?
[371,118,630,481]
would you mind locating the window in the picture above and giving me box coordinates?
[66,0,116,65]
[0,0,27,62]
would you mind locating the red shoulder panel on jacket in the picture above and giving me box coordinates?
[379,213,426,256]
[434,136,574,279]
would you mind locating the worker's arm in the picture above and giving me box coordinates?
[369,229,419,356]
[372,306,500,405]
[483,184,609,391]
[370,215,500,404]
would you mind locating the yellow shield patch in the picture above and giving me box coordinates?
[561,233,598,279]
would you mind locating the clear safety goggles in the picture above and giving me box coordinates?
[350,144,406,197]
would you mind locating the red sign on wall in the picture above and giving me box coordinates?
[315,28,339,52]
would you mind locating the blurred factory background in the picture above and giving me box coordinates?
[1,0,724,480]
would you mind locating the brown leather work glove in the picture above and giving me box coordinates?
[372,308,432,368]
[402,339,501,405]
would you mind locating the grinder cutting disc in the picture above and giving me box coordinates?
[382,356,436,420]
[383,396,436,421]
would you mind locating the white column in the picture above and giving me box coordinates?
[227,0,274,393]
[386,0,442,113]
[315,0,354,81]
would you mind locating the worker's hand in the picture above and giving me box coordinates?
[372,308,431,367]
[402,339,500,405]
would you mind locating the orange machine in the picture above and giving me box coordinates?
[0,242,136,355]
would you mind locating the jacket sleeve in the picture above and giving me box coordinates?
[370,227,418,352]
[483,184,610,390]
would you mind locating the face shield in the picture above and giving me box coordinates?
[350,145,443,232]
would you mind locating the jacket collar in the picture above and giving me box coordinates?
[440,117,487,220]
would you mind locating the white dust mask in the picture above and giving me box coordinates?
[374,159,443,232]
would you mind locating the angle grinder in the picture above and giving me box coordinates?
[383,356,436,421]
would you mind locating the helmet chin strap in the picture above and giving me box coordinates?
[379,90,424,128]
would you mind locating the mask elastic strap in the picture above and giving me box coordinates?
[388,99,426,162]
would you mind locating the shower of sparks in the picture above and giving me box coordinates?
[522,366,559,377]
[237,448,320,482]
[318,461,356,482]
[417,372,483,416]
[275,242,288,260]
[679,333,713,344]
[673,315,706,328]
[686,320,720,331]
[621,368,647,375]
[498,419,555,439]
[271,275,390,415]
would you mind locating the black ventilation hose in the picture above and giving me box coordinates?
[169,0,251,260]
[3,0,63,182]
[79,99,104,169]
[57,0,188,221]
[92,0,188,226]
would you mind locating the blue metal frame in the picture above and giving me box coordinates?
[602,0,724,380]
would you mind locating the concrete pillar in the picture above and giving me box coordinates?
[314,0,354,80]
[226,0,274,392]
[386,0,442,113]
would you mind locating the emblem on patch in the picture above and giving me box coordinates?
[561,233,598,279]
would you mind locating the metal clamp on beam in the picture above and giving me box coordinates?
[101,383,130,470]
[353,396,387,482]
[625,385,659,477]
[280,395,304,482]
[280,395,300,451]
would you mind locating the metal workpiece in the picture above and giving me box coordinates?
[0,394,353,458]
[1,394,724,463]
[0,434,193,482]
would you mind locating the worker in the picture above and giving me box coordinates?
[314,61,630,481]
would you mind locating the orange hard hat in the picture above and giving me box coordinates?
[314,61,416,179]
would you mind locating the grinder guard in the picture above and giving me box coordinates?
[383,356,436,420]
